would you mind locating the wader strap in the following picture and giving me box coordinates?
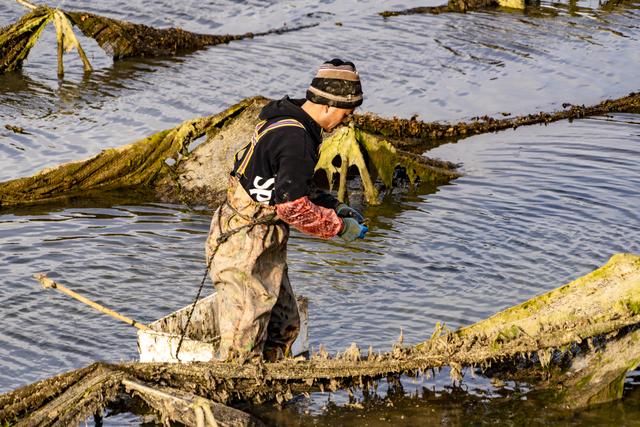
[232,118,306,178]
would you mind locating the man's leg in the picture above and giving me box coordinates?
[213,268,275,361]
[264,267,300,361]
[208,206,289,361]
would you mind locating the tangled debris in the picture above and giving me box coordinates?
[1,1,315,76]
[0,96,260,209]
[0,253,638,425]
[315,125,459,204]
[0,6,52,73]
[64,10,315,61]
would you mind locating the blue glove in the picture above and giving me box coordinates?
[335,203,365,224]
[339,217,368,242]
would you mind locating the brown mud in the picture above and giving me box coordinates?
[1,254,638,425]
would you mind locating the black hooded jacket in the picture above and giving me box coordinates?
[232,96,339,209]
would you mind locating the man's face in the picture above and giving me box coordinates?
[321,106,354,132]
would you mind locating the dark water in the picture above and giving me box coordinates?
[1,0,639,425]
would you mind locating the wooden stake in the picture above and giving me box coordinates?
[34,273,150,331]
[57,10,93,72]
[53,11,64,77]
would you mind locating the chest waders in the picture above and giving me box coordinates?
[205,118,305,361]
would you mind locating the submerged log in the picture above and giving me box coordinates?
[350,91,640,153]
[381,0,636,15]
[3,91,639,210]
[380,0,527,16]
[0,96,259,209]
[1,253,638,425]
[0,96,460,210]
[2,1,315,76]
[64,10,315,60]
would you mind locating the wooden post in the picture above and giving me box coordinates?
[53,11,65,77]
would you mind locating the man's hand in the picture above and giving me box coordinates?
[335,203,365,224]
[339,218,368,242]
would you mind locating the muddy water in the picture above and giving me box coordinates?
[1,0,639,425]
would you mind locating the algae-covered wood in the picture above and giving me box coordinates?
[0,97,460,210]
[2,253,639,426]
[2,2,315,76]
[3,92,639,211]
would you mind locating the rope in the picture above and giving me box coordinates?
[175,200,277,360]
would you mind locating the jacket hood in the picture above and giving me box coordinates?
[259,96,322,147]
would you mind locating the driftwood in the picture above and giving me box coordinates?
[379,0,640,16]
[2,91,639,210]
[349,91,640,153]
[380,0,527,16]
[1,253,639,426]
[1,1,315,75]
[0,96,459,210]
[122,379,264,427]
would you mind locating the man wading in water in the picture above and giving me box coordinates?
[206,59,368,361]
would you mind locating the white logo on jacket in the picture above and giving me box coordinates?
[249,176,275,203]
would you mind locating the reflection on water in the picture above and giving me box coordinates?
[1,0,639,424]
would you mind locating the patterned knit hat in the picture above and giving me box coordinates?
[306,59,363,109]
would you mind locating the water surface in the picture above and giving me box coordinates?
[0,0,639,425]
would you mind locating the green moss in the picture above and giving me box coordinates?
[494,325,522,344]
[575,373,593,389]
[0,7,54,73]
[624,299,640,315]
[316,125,459,205]
[0,98,255,209]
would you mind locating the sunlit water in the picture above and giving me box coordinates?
[1,0,639,425]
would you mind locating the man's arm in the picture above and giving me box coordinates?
[275,197,343,239]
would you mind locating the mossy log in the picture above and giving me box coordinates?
[0,96,260,209]
[122,378,264,427]
[350,91,640,153]
[0,6,51,73]
[64,10,314,60]
[0,97,459,210]
[381,0,636,15]
[2,2,314,76]
[380,0,527,16]
[1,254,639,426]
[4,91,639,211]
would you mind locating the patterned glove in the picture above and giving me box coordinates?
[339,217,368,242]
[335,203,365,224]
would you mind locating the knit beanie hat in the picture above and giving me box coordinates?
[306,58,363,109]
